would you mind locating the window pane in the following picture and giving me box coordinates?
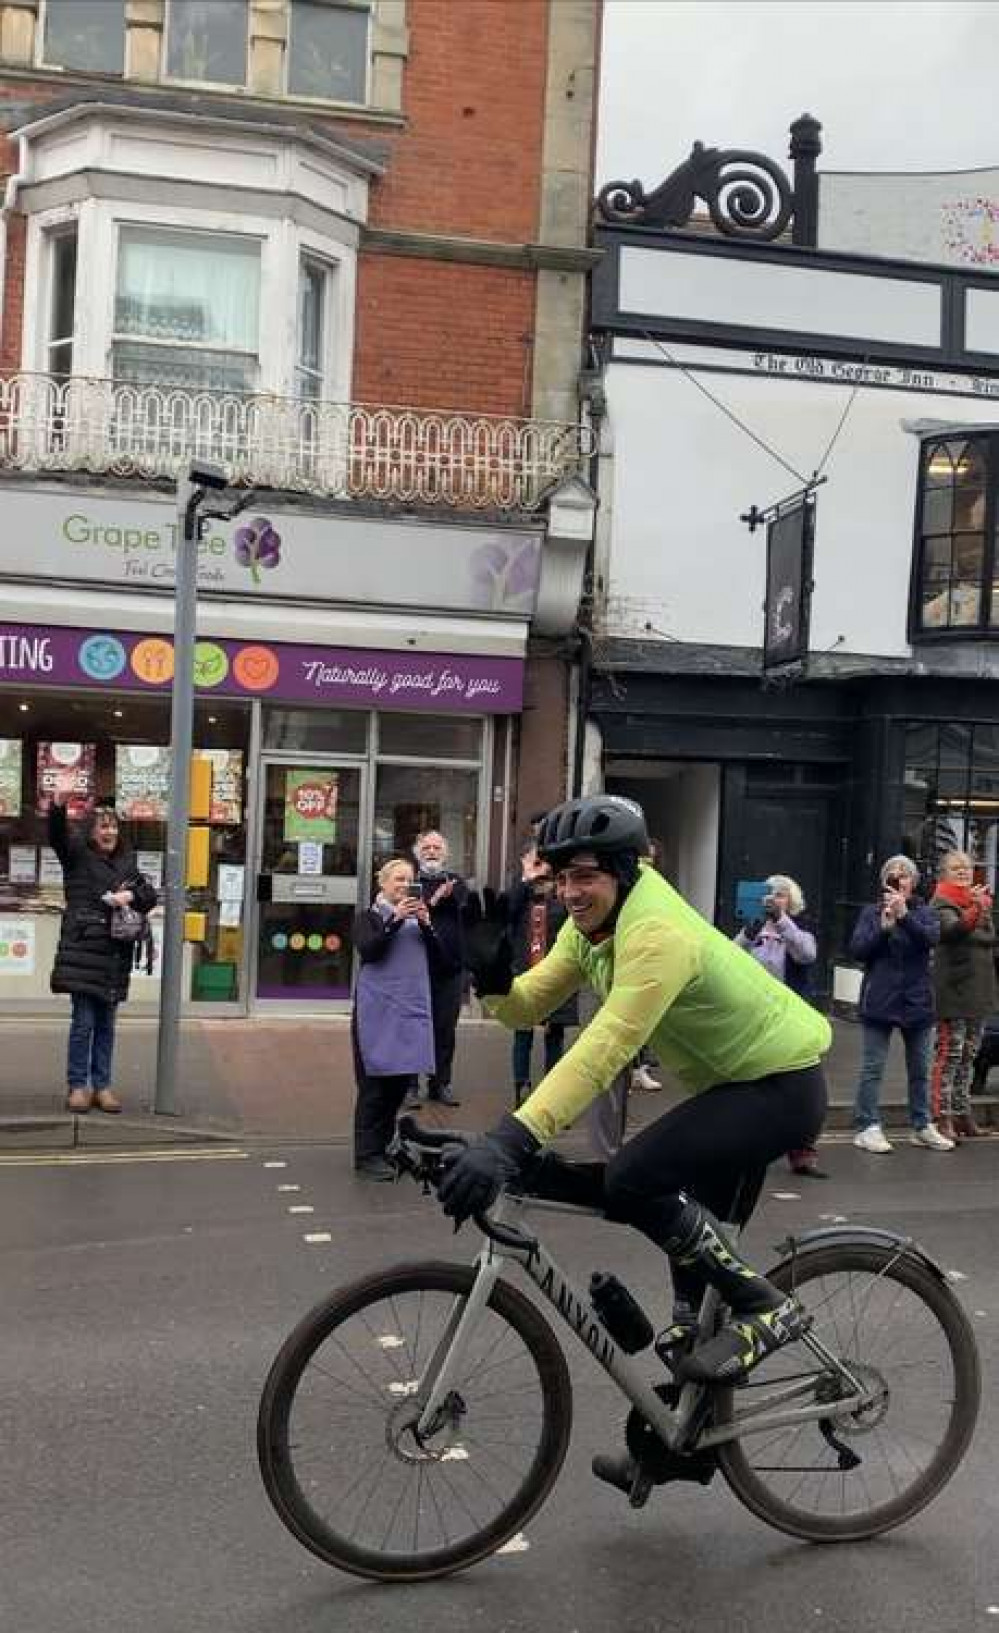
[951,533,984,624]
[45,0,124,73]
[116,229,259,351]
[920,535,952,628]
[298,262,324,370]
[373,764,479,880]
[50,232,77,344]
[289,0,369,102]
[377,714,484,760]
[972,724,999,799]
[167,0,247,84]
[263,706,368,754]
[112,341,256,392]
[921,484,952,535]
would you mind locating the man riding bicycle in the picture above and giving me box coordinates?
[438,794,831,1496]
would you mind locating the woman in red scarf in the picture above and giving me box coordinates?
[930,851,997,1141]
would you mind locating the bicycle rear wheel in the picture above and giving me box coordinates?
[257,1260,572,1581]
[715,1241,980,1542]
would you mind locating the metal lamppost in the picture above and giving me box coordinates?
[154,461,252,1117]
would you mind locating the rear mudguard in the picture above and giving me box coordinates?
[767,1224,950,1287]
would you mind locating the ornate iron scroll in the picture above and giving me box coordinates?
[596,141,794,241]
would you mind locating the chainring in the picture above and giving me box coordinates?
[624,1383,718,1486]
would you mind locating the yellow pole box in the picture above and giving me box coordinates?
[186,825,210,888]
[184,911,207,942]
[189,755,212,822]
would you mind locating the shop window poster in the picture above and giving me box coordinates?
[0,918,35,976]
[283,768,339,843]
[36,743,96,818]
[116,745,172,822]
[196,749,244,825]
[0,739,22,817]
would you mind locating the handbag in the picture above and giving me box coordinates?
[109,903,147,943]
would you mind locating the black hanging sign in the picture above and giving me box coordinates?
[763,493,816,672]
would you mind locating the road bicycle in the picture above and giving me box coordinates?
[257,1119,981,1582]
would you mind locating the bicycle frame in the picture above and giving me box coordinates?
[416,1194,876,1453]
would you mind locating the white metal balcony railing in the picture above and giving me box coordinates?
[0,374,593,511]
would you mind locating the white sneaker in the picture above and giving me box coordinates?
[853,1124,893,1154]
[910,1123,955,1151]
[630,1064,661,1092]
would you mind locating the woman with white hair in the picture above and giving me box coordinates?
[849,854,950,1154]
[734,873,824,1176]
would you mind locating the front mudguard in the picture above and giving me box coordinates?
[766,1224,950,1287]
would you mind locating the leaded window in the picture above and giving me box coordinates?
[913,435,999,634]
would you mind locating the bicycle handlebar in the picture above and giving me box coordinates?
[389,1116,538,1253]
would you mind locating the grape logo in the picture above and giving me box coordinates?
[78,634,126,682]
[234,517,282,586]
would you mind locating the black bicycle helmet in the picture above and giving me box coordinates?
[536,795,649,865]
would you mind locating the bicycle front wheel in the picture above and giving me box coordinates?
[715,1241,981,1542]
[257,1260,572,1581]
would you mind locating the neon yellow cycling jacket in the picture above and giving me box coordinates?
[487,864,832,1145]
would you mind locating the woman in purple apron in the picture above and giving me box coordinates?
[352,858,459,1179]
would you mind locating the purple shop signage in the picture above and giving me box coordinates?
[0,625,523,714]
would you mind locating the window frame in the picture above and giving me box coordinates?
[909,430,999,640]
[162,0,251,93]
[45,224,78,380]
[286,0,373,109]
[37,0,126,76]
[295,254,338,403]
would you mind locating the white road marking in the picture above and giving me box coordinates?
[288,1205,314,1214]
[263,1160,287,1169]
[276,1183,300,1192]
[945,1269,968,1282]
[0,1147,247,1168]
[974,1310,988,1318]
[771,1191,800,1201]
[819,1213,849,1224]
[440,1446,470,1461]
[377,1335,406,1350]
[497,1533,530,1555]
[388,1380,420,1397]
[303,1232,332,1244]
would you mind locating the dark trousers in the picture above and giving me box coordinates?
[67,993,117,1090]
[604,1065,828,1254]
[351,1026,414,1164]
[428,972,463,1094]
[512,1024,566,1085]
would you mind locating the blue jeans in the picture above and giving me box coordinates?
[67,994,118,1091]
[853,1022,932,1131]
[512,1025,565,1085]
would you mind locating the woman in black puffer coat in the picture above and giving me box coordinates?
[48,782,157,1114]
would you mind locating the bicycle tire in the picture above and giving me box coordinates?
[715,1241,980,1542]
[257,1260,573,1581]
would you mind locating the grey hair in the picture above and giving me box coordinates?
[879,853,920,886]
[765,874,805,915]
[413,829,448,858]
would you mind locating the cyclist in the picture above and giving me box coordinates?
[438,794,831,1495]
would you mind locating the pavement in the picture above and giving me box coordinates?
[1,1010,997,1151]
[3,1138,998,1633]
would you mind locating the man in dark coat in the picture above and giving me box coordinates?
[408,829,467,1108]
[49,773,158,1113]
[849,853,948,1154]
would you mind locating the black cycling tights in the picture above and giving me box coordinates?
[603,1064,828,1250]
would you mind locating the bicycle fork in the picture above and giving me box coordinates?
[416,1250,504,1439]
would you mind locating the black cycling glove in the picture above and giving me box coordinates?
[437,1113,541,1224]
[461,889,514,997]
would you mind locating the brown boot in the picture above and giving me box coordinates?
[937,1115,959,1144]
[66,1088,93,1114]
[93,1088,122,1114]
[954,1112,990,1138]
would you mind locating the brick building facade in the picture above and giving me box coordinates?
[0,0,601,1016]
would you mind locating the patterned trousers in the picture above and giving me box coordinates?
[931,1019,985,1120]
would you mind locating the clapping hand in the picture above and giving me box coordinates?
[461,889,514,997]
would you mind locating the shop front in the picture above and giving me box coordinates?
[0,621,517,1015]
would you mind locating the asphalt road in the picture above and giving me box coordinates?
[3,1138,998,1633]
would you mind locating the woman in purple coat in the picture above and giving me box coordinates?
[351,857,459,1180]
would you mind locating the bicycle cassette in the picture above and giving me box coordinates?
[625,1385,718,1487]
